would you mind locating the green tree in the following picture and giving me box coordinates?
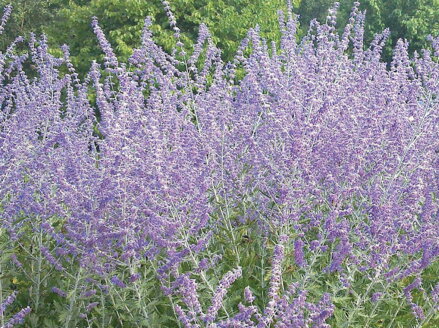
[296,0,439,61]
[3,0,436,72]
[47,0,168,75]
[0,0,66,50]
[362,0,439,58]
[47,0,294,75]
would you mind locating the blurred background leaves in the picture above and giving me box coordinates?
[0,0,437,75]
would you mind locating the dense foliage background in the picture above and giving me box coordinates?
[0,0,438,73]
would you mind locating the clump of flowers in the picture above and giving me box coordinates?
[0,1,438,327]
[0,291,31,328]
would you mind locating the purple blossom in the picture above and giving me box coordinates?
[129,274,140,283]
[244,287,255,303]
[51,287,67,298]
[3,307,31,328]
[80,289,97,298]
[0,2,438,327]
[371,292,383,303]
[0,292,17,316]
[0,4,12,36]
[110,276,126,288]
[204,267,242,323]
[40,247,64,271]
[86,302,99,312]
[294,238,306,268]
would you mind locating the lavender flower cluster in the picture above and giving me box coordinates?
[0,291,31,328]
[0,2,438,327]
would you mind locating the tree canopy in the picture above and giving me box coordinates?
[47,0,291,74]
[0,0,437,75]
[297,0,439,61]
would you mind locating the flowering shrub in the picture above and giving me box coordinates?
[0,1,438,327]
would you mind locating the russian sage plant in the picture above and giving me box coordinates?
[0,1,438,327]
